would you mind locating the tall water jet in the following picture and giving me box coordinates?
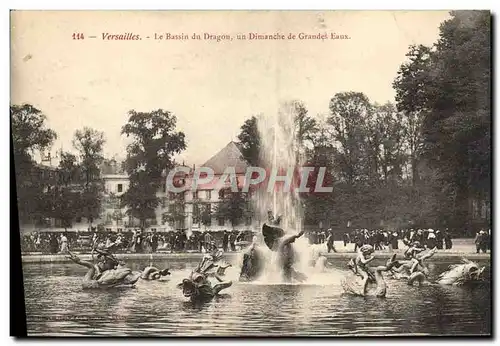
[256,102,304,231]
[251,101,314,282]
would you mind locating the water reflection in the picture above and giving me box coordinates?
[22,258,491,336]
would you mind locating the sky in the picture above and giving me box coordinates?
[11,10,451,166]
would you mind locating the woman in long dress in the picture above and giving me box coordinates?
[60,233,69,253]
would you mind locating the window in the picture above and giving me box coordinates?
[218,217,225,226]
[206,190,211,200]
[117,228,123,232]
[117,184,123,193]
[193,191,198,200]
[219,189,225,199]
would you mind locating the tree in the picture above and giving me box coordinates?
[111,209,125,226]
[393,44,432,185]
[301,124,337,227]
[328,92,372,185]
[237,116,261,166]
[11,104,57,223]
[41,151,84,230]
[11,104,57,161]
[395,11,491,230]
[123,171,162,227]
[162,196,186,229]
[58,152,80,186]
[319,94,421,228]
[191,199,212,228]
[215,187,251,227]
[121,109,186,227]
[289,100,318,162]
[50,187,79,229]
[370,103,407,183]
[73,128,105,185]
[200,203,212,227]
[429,11,490,230]
[72,127,106,226]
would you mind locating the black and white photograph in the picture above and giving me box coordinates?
[10,10,491,337]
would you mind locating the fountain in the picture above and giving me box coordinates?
[250,101,315,283]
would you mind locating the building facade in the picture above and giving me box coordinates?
[183,141,254,232]
[99,171,180,233]
[18,141,259,233]
[99,141,257,233]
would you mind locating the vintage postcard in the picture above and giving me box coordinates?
[10,10,491,337]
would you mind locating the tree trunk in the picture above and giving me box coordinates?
[454,184,469,234]
[453,149,470,233]
[411,155,419,186]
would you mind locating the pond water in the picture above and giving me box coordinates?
[22,257,491,336]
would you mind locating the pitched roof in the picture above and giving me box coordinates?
[202,141,248,175]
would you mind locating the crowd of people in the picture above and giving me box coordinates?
[474,230,491,253]
[19,226,490,255]
[20,229,255,254]
[343,228,456,252]
[303,228,456,253]
[21,231,72,254]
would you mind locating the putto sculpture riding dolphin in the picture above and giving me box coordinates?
[67,250,141,289]
[342,253,398,298]
[389,247,437,285]
[178,247,232,301]
[388,250,485,287]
